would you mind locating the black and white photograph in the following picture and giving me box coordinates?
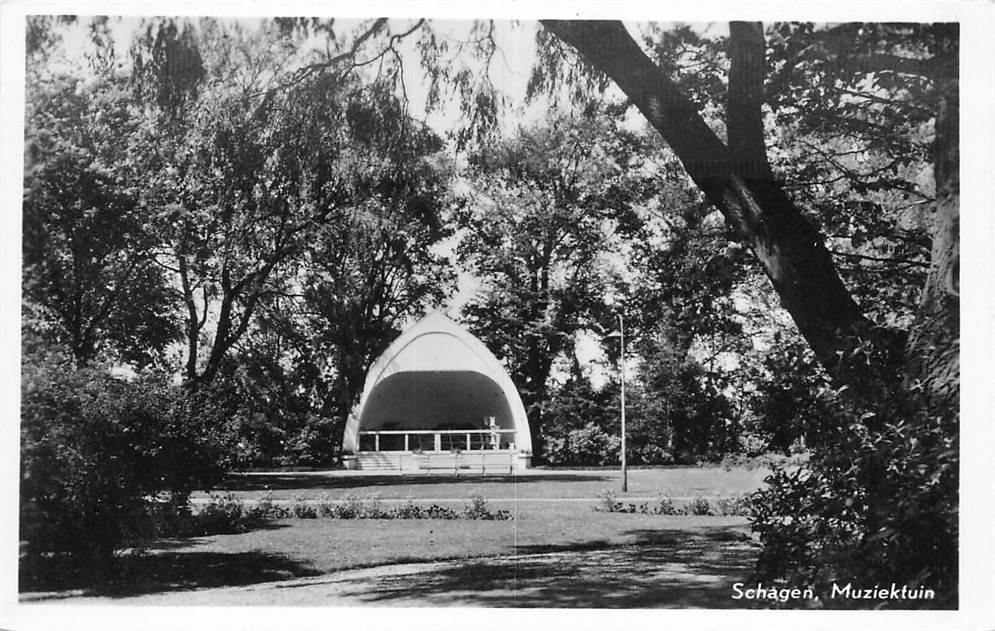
[1,2,992,629]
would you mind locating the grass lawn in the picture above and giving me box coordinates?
[23,505,756,605]
[22,467,768,605]
[200,465,771,501]
[148,505,751,576]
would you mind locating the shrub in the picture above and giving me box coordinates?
[197,494,513,522]
[545,423,621,467]
[592,493,750,517]
[19,354,232,573]
[593,491,650,514]
[143,496,198,537]
[315,493,336,518]
[594,489,623,512]
[463,493,491,519]
[654,495,680,515]
[194,493,247,535]
[248,490,290,520]
[425,505,459,519]
[685,495,714,516]
[714,495,752,517]
[319,493,383,519]
[291,495,317,519]
[630,443,674,466]
[285,415,339,467]
[461,494,513,520]
[739,433,770,458]
[364,495,386,519]
[394,500,426,519]
[749,382,958,609]
[720,450,810,472]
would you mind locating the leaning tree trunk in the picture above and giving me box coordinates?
[541,20,902,392]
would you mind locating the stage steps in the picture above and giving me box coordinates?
[353,451,515,473]
[353,452,406,471]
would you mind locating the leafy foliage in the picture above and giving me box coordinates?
[744,338,838,453]
[632,324,740,464]
[545,422,622,467]
[130,18,205,118]
[764,22,941,329]
[458,106,657,458]
[749,385,957,608]
[594,490,751,516]
[19,348,234,575]
[23,69,176,367]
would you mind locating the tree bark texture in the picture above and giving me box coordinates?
[727,21,772,179]
[542,20,870,383]
[906,28,959,411]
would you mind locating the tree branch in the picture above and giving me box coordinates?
[827,248,929,268]
[541,20,874,383]
[727,21,772,179]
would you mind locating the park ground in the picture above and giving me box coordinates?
[21,466,777,608]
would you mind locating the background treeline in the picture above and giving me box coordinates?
[21,17,956,606]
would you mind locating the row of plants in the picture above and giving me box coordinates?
[593,489,754,517]
[173,492,515,536]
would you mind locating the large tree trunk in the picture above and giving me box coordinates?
[542,20,881,387]
[906,28,959,412]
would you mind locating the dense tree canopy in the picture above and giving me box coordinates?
[457,106,656,454]
[23,69,176,366]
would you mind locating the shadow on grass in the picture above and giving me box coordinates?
[139,519,291,552]
[21,549,321,600]
[221,472,610,492]
[349,524,760,608]
[19,522,318,599]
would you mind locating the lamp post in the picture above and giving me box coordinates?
[604,314,628,493]
[618,314,627,493]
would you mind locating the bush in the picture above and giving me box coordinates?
[285,415,339,467]
[654,495,680,515]
[131,496,197,539]
[594,489,623,512]
[291,495,317,519]
[424,505,459,520]
[593,493,749,516]
[719,451,810,472]
[461,494,513,520]
[248,490,290,520]
[19,354,233,573]
[545,423,621,466]
[630,443,675,466]
[685,495,713,516]
[749,383,958,609]
[194,493,247,534]
[714,495,752,517]
[739,433,770,458]
[462,493,490,519]
[394,501,426,519]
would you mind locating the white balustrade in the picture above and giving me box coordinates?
[357,428,518,452]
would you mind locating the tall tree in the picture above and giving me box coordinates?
[457,107,655,458]
[298,93,455,440]
[132,19,353,385]
[539,20,957,402]
[23,52,175,367]
[198,77,455,454]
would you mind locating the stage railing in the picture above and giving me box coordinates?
[357,428,517,452]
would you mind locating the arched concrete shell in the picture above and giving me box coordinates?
[343,311,532,453]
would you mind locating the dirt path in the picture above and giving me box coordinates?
[26,532,759,608]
